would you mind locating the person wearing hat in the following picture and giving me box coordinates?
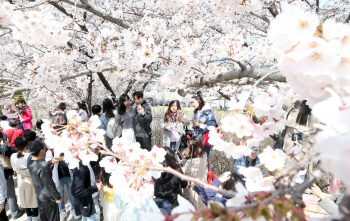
[27,140,63,221]
[234,146,265,178]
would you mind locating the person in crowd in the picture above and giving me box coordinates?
[11,137,39,221]
[71,151,103,221]
[133,91,152,151]
[311,183,344,215]
[234,146,265,178]
[75,101,89,122]
[179,136,208,209]
[0,115,10,132]
[35,119,44,138]
[115,94,136,145]
[90,104,103,124]
[16,99,33,133]
[51,103,68,128]
[0,161,8,221]
[5,118,24,148]
[0,130,25,220]
[25,131,55,166]
[283,100,316,154]
[191,92,217,157]
[101,98,119,149]
[153,147,188,215]
[27,140,63,221]
[192,171,244,206]
[159,100,190,153]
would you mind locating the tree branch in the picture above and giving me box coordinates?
[183,68,285,88]
[250,12,270,24]
[0,66,118,98]
[97,72,118,104]
[345,12,350,23]
[60,0,130,29]
[207,58,247,70]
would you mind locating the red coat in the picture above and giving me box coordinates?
[5,129,24,147]
[20,107,33,130]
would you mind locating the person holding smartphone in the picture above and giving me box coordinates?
[159,100,190,153]
[133,91,153,151]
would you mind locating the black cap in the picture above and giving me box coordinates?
[29,140,44,154]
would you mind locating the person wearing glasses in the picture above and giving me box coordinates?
[159,100,190,153]
[233,146,265,178]
[191,92,217,157]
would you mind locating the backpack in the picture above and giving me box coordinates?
[0,145,12,169]
[106,117,121,139]
[52,111,67,125]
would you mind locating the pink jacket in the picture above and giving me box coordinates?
[20,107,33,130]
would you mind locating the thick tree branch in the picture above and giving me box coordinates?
[97,72,118,104]
[207,58,247,70]
[183,68,285,88]
[345,12,350,23]
[250,12,270,24]
[60,0,130,29]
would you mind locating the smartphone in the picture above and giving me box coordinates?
[2,134,7,142]
[176,150,183,161]
[137,105,142,109]
[177,110,182,116]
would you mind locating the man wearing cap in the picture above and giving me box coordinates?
[234,146,265,178]
[27,140,63,221]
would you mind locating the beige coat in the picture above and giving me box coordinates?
[283,108,316,154]
[14,168,38,208]
[182,154,208,209]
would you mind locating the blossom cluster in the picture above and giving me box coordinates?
[268,3,350,193]
[41,111,166,208]
[0,98,18,118]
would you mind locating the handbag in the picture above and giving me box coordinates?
[207,161,218,184]
[202,132,210,146]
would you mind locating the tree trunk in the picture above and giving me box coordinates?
[87,74,93,117]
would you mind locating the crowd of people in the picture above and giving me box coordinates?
[0,93,342,221]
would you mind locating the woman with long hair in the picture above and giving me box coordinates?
[159,100,190,153]
[77,100,88,122]
[115,94,136,145]
[178,136,208,209]
[10,137,39,221]
[153,147,188,215]
[191,92,217,157]
[16,99,33,133]
[101,98,119,149]
[283,100,316,153]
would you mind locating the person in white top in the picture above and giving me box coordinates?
[0,115,11,132]
[10,136,39,221]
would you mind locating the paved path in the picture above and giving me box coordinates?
[5,176,77,221]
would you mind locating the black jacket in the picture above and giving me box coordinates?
[154,169,188,208]
[134,101,152,137]
[71,163,98,217]
[27,155,61,202]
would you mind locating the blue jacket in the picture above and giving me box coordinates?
[193,104,217,138]
[234,155,265,178]
[193,178,227,206]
